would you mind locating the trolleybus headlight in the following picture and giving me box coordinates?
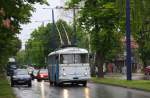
[84,72,88,76]
[63,73,66,76]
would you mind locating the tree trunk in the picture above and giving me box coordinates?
[95,51,104,78]
[0,64,4,75]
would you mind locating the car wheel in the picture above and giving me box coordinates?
[7,72,10,76]
[37,79,41,82]
[11,80,14,87]
[28,82,32,87]
[32,77,34,80]
[54,81,59,86]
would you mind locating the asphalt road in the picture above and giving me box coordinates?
[13,80,150,98]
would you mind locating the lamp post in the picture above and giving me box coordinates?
[126,0,132,80]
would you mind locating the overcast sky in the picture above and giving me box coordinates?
[18,0,73,49]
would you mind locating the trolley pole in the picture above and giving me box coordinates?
[126,0,132,80]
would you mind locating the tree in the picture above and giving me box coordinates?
[0,36,21,70]
[25,19,73,67]
[0,0,47,70]
[132,0,150,66]
[118,0,150,67]
[16,50,26,66]
[67,0,122,77]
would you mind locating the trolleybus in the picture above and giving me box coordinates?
[47,46,91,86]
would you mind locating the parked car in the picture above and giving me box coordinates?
[11,69,32,87]
[27,67,34,74]
[37,69,48,82]
[144,66,150,75]
[31,69,39,80]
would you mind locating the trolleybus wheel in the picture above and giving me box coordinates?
[50,81,53,85]
[54,82,58,86]
[82,81,87,86]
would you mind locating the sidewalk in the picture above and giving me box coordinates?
[104,73,145,80]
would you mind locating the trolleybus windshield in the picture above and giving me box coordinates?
[60,54,88,64]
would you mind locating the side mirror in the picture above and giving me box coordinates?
[89,54,92,59]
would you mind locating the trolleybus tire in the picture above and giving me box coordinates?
[50,81,53,85]
[82,81,87,86]
[54,82,58,86]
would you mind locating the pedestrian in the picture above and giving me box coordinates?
[122,66,126,75]
[112,63,116,73]
[103,63,106,74]
[108,63,113,73]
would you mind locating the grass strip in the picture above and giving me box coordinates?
[92,77,150,92]
[0,75,16,98]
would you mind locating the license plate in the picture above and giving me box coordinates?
[73,77,79,79]
[18,81,25,83]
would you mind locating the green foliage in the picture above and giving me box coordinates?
[69,0,150,67]
[113,0,150,66]
[76,27,89,49]
[122,0,150,66]
[66,0,123,78]
[16,50,26,66]
[68,1,121,59]
[0,0,47,69]
[24,20,73,66]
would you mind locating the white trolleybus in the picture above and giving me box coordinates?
[47,46,91,86]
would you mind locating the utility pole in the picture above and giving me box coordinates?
[51,9,57,50]
[72,8,77,45]
[126,0,132,80]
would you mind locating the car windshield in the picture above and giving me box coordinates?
[33,70,38,75]
[10,65,17,69]
[60,54,88,64]
[16,70,28,75]
[33,70,38,74]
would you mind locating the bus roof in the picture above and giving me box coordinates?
[48,47,88,56]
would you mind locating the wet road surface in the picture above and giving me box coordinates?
[13,80,150,98]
